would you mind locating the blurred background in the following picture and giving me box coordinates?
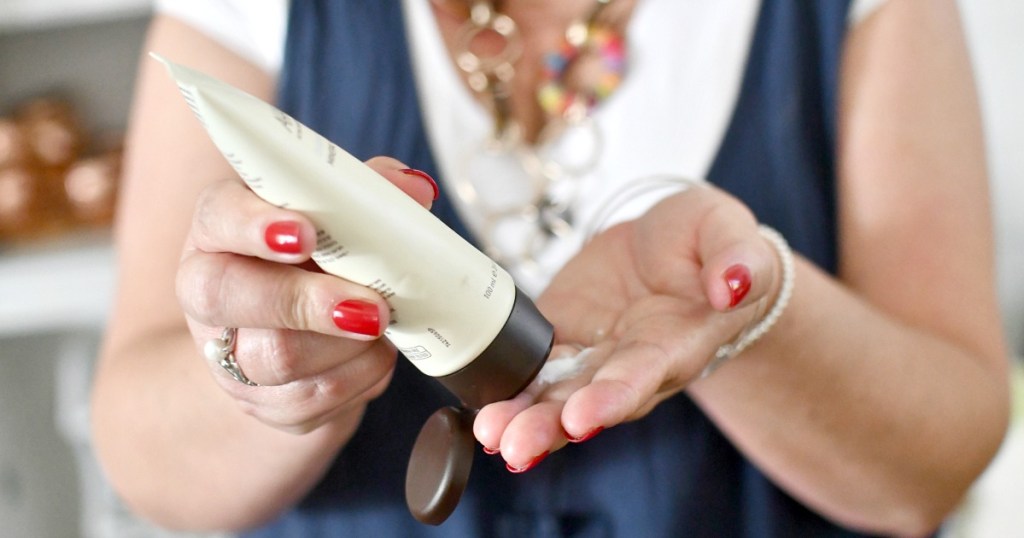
[0,0,1020,536]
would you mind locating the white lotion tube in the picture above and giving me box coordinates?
[155,54,552,408]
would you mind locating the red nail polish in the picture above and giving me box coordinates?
[482,446,500,455]
[399,168,439,200]
[506,451,549,474]
[724,264,752,308]
[331,300,381,336]
[566,426,604,444]
[265,221,302,254]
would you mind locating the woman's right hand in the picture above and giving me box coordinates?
[176,156,439,435]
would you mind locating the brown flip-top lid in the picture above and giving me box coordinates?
[405,287,553,525]
[405,406,476,525]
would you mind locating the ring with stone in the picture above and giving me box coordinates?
[204,327,259,386]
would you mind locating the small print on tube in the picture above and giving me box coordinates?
[154,53,552,409]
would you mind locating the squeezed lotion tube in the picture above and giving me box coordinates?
[156,54,552,408]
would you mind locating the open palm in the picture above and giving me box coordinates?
[473,186,779,471]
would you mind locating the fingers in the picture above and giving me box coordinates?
[474,345,605,469]
[191,301,399,433]
[216,336,398,432]
[199,324,381,385]
[474,327,708,471]
[187,157,438,262]
[180,155,442,337]
[476,398,569,471]
[474,185,786,472]
[693,202,779,312]
[473,391,535,453]
[498,401,568,471]
[178,253,389,339]
[190,179,319,262]
[367,156,439,209]
[183,156,439,435]
[560,340,678,434]
[635,188,779,313]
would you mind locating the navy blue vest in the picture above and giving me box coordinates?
[247,1,872,536]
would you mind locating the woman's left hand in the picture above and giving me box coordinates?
[474,184,781,471]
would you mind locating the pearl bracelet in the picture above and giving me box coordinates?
[700,225,795,379]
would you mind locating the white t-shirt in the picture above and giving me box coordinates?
[155,0,887,293]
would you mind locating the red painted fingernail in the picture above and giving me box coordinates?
[724,264,752,308]
[566,426,604,444]
[331,300,381,336]
[506,451,549,474]
[482,446,500,455]
[399,168,439,200]
[265,221,302,254]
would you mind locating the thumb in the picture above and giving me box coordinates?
[695,203,780,312]
[365,156,440,210]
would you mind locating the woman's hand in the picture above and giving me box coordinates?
[474,184,782,470]
[176,157,439,434]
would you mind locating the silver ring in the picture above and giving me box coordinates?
[203,328,259,386]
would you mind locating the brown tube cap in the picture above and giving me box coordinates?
[404,288,552,526]
[405,406,475,525]
[435,286,554,409]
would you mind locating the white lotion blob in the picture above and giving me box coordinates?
[534,347,595,386]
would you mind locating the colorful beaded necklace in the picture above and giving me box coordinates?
[442,0,630,270]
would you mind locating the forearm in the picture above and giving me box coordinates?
[91,328,360,531]
[86,14,348,530]
[688,258,1009,536]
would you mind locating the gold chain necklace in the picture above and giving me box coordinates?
[443,0,628,271]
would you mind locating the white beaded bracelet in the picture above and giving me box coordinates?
[700,225,795,379]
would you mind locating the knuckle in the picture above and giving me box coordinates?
[261,332,304,383]
[314,346,396,403]
[309,375,350,403]
[229,342,399,434]
[176,254,229,323]
[191,184,224,246]
[283,279,318,331]
[234,388,319,434]
[257,271,316,332]
[277,420,318,436]
[235,399,262,420]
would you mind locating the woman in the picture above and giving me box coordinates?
[92,0,1009,535]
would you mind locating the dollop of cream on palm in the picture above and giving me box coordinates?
[534,347,595,386]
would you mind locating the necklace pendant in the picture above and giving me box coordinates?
[537,196,574,239]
